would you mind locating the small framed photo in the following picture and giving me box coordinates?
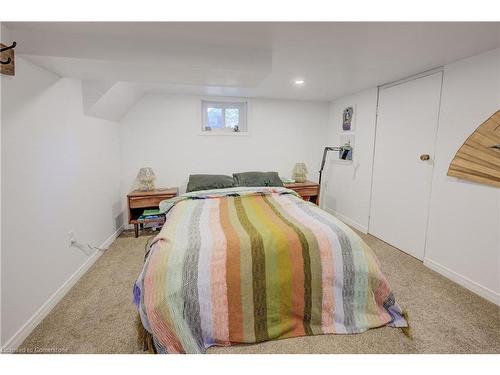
[342,105,355,132]
[338,134,354,163]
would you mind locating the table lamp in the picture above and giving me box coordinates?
[293,162,308,183]
[137,167,156,191]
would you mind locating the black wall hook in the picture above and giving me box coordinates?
[1,41,16,65]
[0,41,17,53]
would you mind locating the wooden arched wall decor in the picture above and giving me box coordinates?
[447,110,500,188]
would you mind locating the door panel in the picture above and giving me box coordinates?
[369,72,442,260]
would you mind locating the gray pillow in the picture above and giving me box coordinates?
[233,171,283,187]
[186,174,235,193]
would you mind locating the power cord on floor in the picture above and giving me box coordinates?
[71,239,108,256]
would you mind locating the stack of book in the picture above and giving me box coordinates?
[137,209,165,222]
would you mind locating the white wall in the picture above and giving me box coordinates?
[119,94,329,222]
[321,88,378,232]
[424,48,500,303]
[1,57,123,348]
[324,48,500,304]
[0,23,8,348]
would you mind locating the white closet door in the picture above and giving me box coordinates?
[369,72,442,260]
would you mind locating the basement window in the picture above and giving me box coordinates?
[201,100,248,134]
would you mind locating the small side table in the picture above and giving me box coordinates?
[127,188,178,238]
[283,180,320,204]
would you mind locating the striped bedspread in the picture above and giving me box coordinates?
[133,187,407,353]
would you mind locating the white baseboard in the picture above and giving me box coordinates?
[424,257,500,306]
[323,207,368,234]
[101,225,124,249]
[1,225,124,352]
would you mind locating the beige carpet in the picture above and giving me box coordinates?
[20,229,500,354]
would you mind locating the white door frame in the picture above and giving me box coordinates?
[367,66,445,260]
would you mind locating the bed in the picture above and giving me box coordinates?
[133,186,407,353]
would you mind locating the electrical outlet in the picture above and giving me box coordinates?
[68,231,75,246]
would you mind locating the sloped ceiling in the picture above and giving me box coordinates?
[3,22,500,121]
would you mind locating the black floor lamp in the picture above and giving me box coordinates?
[318,143,352,205]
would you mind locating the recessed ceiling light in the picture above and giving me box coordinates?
[294,79,305,85]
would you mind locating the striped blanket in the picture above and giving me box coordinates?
[133,187,407,353]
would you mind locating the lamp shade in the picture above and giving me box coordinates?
[137,167,156,191]
[292,162,308,183]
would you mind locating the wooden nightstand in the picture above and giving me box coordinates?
[127,188,178,238]
[284,180,319,204]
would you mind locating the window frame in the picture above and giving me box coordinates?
[201,99,248,135]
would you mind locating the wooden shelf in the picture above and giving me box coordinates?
[127,187,178,237]
[130,218,165,225]
[284,180,319,204]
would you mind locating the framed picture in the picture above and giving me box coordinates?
[338,134,354,163]
[342,105,355,132]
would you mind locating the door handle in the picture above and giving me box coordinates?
[420,154,430,161]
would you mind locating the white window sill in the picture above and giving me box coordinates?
[198,131,250,137]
